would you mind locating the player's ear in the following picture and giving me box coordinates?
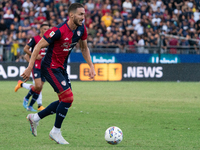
[69,12,74,18]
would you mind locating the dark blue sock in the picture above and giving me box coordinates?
[38,100,60,119]
[29,92,39,107]
[54,102,71,128]
[25,88,34,99]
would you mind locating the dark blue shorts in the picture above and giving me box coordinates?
[41,66,71,93]
[32,67,45,82]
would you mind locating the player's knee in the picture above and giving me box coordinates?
[34,85,42,91]
[31,86,42,94]
[58,88,74,103]
[34,82,43,91]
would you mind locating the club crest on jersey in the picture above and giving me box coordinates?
[61,80,66,86]
[77,31,81,36]
[49,31,55,38]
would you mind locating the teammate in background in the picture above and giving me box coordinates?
[16,23,49,111]
[14,54,44,111]
[21,3,96,144]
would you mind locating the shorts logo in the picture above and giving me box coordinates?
[49,31,55,37]
[77,31,81,36]
[34,73,38,77]
[61,80,66,86]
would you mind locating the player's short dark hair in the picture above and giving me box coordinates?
[40,23,49,28]
[68,3,84,13]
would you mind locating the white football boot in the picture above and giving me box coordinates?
[26,114,39,136]
[49,131,69,144]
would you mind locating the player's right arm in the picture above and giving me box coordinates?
[24,44,32,56]
[21,38,49,82]
[24,54,30,62]
[24,38,42,60]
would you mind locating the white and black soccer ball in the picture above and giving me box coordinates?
[105,126,123,145]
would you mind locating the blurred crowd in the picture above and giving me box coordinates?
[1,0,200,61]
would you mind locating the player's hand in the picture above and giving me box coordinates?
[89,66,96,80]
[36,54,42,60]
[21,67,32,82]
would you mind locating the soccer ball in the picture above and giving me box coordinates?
[105,126,123,145]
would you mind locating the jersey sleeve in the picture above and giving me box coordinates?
[27,37,35,48]
[81,25,87,40]
[43,27,61,44]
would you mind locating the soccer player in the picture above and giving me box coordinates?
[14,55,44,111]
[21,3,96,144]
[16,23,49,111]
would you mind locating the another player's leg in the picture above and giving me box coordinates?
[14,80,33,109]
[15,80,33,92]
[37,92,45,111]
[27,79,43,112]
[33,77,45,111]
[14,80,23,92]
[23,87,35,109]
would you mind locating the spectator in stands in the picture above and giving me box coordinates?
[11,39,19,61]
[111,0,121,14]
[150,0,158,12]
[36,2,47,13]
[122,0,132,13]
[3,2,11,13]
[85,0,95,12]
[95,0,103,10]
[88,24,96,38]
[22,0,34,13]
[0,19,7,31]
[180,38,190,54]
[134,22,144,35]
[120,35,128,52]
[27,27,38,37]
[12,4,20,20]
[20,7,28,25]
[101,11,113,27]
[3,9,14,29]
[135,35,145,53]
[169,36,179,54]
[128,36,136,53]
[101,4,111,16]
[113,11,123,25]
[36,12,47,24]
[152,14,161,26]
[21,19,31,33]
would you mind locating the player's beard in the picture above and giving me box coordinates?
[73,17,82,26]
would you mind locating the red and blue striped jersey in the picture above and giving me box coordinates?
[28,35,46,69]
[43,20,87,69]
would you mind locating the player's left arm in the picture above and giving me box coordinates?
[79,39,96,79]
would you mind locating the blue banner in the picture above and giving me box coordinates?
[69,53,200,63]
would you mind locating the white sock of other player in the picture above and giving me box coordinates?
[36,92,42,105]
[51,126,61,133]
[22,83,32,90]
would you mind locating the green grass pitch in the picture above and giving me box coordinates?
[0,81,200,150]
